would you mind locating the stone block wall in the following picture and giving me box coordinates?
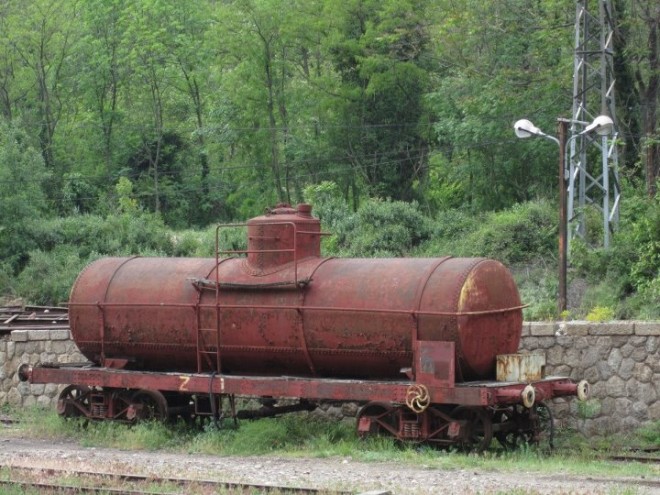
[0,330,87,409]
[1,322,658,437]
[520,321,659,437]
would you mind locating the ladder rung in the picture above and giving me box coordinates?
[196,303,220,373]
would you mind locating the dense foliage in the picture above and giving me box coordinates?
[0,0,658,319]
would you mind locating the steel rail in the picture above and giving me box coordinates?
[0,479,168,495]
[0,464,354,495]
[605,454,660,464]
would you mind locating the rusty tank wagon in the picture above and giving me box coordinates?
[20,203,589,451]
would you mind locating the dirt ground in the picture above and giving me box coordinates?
[0,429,657,495]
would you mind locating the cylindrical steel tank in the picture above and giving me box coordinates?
[68,205,522,381]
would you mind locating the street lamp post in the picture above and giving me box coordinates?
[557,119,569,314]
[514,115,614,315]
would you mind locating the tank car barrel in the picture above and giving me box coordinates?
[17,364,31,382]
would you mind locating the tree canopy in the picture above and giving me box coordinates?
[0,0,658,317]
[0,0,655,225]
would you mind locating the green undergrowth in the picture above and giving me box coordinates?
[6,407,659,480]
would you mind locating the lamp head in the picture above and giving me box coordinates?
[514,119,543,139]
[584,115,614,136]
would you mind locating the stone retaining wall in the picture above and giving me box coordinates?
[520,321,658,437]
[0,330,87,408]
[1,322,658,437]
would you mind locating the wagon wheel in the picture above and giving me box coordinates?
[532,402,555,451]
[451,406,493,453]
[57,385,91,419]
[130,389,169,422]
[356,402,398,439]
[495,403,554,451]
[494,405,524,451]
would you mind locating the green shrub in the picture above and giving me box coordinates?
[432,208,480,241]
[515,266,558,321]
[577,281,621,319]
[621,281,660,319]
[15,246,99,305]
[570,192,659,319]
[0,119,50,272]
[32,213,175,258]
[0,261,16,299]
[303,181,353,228]
[172,226,247,258]
[171,230,209,257]
[585,306,615,322]
[462,201,555,263]
[637,420,660,448]
[10,212,176,305]
[337,198,433,257]
[418,200,555,264]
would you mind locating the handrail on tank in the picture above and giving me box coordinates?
[68,301,528,316]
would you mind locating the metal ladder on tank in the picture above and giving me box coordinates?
[194,225,236,374]
[193,249,224,421]
[194,221,302,375]
[195,295,221,374]
[195,284,234,423]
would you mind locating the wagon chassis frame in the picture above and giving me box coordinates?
[20,359,576,450]
[21,360,579,411]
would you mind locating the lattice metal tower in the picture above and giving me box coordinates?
[568,0,621,248]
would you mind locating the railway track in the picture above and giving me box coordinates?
[0,304,68,333]
[605,447,660,465]
[0,464,358,495]
[0,414,17,425]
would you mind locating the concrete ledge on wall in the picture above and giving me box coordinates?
[634,321,660,336]
[558,321,589,336]
[529,322,556,336]
[588,322,635,336]
[49,329,71,340]
[10,330,28,342]
[548,321,660,337]
[521,322,531,337]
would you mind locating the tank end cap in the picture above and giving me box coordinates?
[18,363,32,382]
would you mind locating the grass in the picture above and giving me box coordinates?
[4,406,659,482]
[552,420,660,454]
[638,420,660,447]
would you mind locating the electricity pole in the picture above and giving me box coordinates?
[568,0,621,248]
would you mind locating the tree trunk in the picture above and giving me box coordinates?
[182,68,209,199]
[612,0,643,176]
[262,37,284,202]
[643,13,658,197]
